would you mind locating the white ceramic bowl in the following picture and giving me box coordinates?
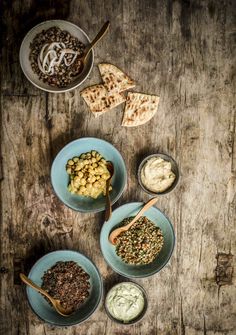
[19,20,94,93]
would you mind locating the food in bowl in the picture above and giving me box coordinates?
[115,216,164,265]
[105,282,146,323]
[29,26,85,87]
[41,261,90,312]
[140,156,176,193]
[66,150,112,199]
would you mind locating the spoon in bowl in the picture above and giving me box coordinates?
[109,197,158,244]
[105,161,114,222]
[75,21,110,75]
[20,273,73,317]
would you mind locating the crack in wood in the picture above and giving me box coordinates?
[203,314,207,335]
[2,93,40,97]
[44,92,53,130]
[231,109,236,173]
[198,226,203,272]
[0,155,3,182]
[0,83,2,182]
[44,92,54,163]
[180,295,185,335]
[215,253,234,286]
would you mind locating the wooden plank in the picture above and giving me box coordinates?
[0,0,235,334]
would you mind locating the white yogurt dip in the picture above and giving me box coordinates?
[140,157,176,193]
[106,282,145,323]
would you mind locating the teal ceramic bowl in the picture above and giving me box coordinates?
[25,250,103,326]
[51,137,127,212]
[100,202,175,278]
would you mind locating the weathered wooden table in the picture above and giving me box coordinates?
[1,1,235,334]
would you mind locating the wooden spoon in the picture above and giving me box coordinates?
[109,197,158,244]
[104,161,114,222]
[75,21,110,75]
[20,273,73,317]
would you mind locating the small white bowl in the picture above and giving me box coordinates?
[19,20,94,93]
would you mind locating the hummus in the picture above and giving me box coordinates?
[106,283,145,322]
[140,157,176,193]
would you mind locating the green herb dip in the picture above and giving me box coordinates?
[106,283,145,322]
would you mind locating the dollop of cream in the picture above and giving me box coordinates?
[106,283,145,322]
[141,157,176,193]
[37,42,78,75]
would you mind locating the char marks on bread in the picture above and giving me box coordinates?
[81,84,126,117]
[98,63,135,93]
[122,92,160,127]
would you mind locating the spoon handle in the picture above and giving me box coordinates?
[108,197,158,244]
[83,21,110,63]
[105,179,112,221]
[125,197,158,229]
[20,273,53,301]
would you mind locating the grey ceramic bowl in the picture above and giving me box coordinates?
[25,250,103,326]
[104,281,148,325]
[138,153,179,196]
[19,20,94,93]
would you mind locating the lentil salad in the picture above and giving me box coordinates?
[115,216,164,265]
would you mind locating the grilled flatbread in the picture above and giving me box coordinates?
[122,92,160,127]
[98,63,135,92]
[81,84,126,117]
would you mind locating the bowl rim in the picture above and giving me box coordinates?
[137,153,180,196]
[19,19,94,93]
[50,137,127,213]
[104,281,148,325]
[25,250,103,327]
[100,201,175,278]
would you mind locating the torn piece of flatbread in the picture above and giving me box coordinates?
[98,63,135,92]
[122,92,160,127]
[80,84,126,117]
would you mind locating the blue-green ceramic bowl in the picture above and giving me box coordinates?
[100,202,175,278]
[26,250,103,326]
[51,137,127,212]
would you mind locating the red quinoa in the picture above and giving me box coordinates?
[41,261,90,312]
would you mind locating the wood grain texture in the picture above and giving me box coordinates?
[0,0,236,334]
